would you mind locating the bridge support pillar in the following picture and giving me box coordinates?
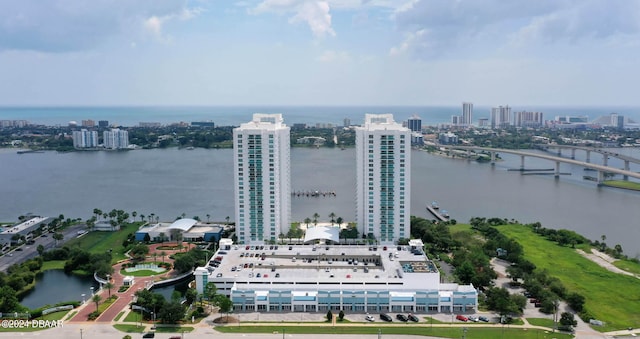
[598,170,604,184]
[557,149,562,157]
[491,151,496,165]
[520,155,525,171]
[624,160,630,180]
[603,155,609,167]
[555,161,560,178]
[571,149,576,159]
[586,151,591,163]
[467,149,471,161]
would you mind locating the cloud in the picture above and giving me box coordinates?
[252,0,335,38]
[316,50,350,62]
[0,0,204,53]
[391,0,640,59]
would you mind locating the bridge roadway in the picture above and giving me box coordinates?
[534,144,640,168]
[439,145,640,183]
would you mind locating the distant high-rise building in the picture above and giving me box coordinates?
[72,129,99,148]
[103,128,129,149]
[491,105,511,129]
[478,118,489,127]
[407,115,422,133]
[81,120,95,128]
[462,102,473,126]
[356,114,410,244]
[98,120,109,128]
[233,114,290,244]
[513,111,544,128]
[451,116,461,125]
[344,118,351,127]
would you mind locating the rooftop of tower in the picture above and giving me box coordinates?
[236,113,287,130]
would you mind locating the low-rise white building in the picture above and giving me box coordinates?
[194,239,477,314]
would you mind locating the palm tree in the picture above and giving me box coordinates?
[53,232,64,247]
[104,282,114,299]
[131,211,137,221]
[181,212,186,219]
[159,232,166,244]
[155,216,159,223]
[150,213,155,224]
[225,216,230,224]
[160,251,167,263]
[601,234,607,251]
[336,217,343,227]
[312,213,320,226]
[304,217,312,227]
[328,212,336,226]
[93,208,102,220]
[206,214,211,223]
[140,214,145,222]
[92,294,102,312]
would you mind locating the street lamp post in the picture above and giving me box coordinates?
[90,286,94,296]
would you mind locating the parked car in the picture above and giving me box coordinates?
[478,316,490,322]
[365,315,375,322]
[396,314,408,322]
[456,314,468,322]
[468,316,479,322]
[142,332,155,338]
[169,336,182,339]
[408,314,419,322]
[380,313,393,322]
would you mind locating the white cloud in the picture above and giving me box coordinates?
[0,1,205,52]
[391,0,640,59]
[252,0,335,38]
[316,50,350,62]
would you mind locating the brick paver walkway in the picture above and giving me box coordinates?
[69,242,196,323]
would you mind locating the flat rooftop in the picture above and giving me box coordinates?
[205,244,439,288]
[0,217,49,235]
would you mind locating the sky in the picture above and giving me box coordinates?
[1,0,639,106]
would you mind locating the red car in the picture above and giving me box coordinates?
[456,314,468,322]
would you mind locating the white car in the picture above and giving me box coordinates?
[365,315,375,322]
[468,316,479,322]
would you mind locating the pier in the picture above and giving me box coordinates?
[426,205,449,222]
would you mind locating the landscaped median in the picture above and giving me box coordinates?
[214,324,572,339]
[497,224,640,332]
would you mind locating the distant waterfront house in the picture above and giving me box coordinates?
[94,220,121,232]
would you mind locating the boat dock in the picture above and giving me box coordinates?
[426,204,449,222]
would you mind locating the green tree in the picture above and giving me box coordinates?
[104,282,114,299]
[326,311,333,322]
[338,310,345,321]
[185,288,198,305]
[329,212,336,225]
[36,244,45,256]
[0,286,20,313]
[214,294,233,319]
[206,214,210,223]
[566,292,585,313]
[559,312,577,327]
[53,232,64,247]
[158,300,185,324]
[312,213,320,226]
[92,294,102,312]
[336,217,343,227]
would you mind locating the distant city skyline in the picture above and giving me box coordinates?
[1,1,639,106]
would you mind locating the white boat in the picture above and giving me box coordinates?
[431,201,439,210]
[440,210,450,218]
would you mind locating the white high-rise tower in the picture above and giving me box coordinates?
[233,114,291,244]
[356,114,411,244]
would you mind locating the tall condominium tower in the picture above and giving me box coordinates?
[72,129,99,148]
[490,105,511,129]
[407,115,422,132]
[462,102,473,126]
[103,128,129,149]
[356,114,411,244]
[233,114,291,244]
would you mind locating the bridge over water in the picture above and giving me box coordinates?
[533,144,640,172]
[438,145,640,183]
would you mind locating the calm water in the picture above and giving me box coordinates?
[1,147,639,257]
[20,270,99,309]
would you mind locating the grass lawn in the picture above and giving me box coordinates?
[526,318,555,328]
[37,311,69,321]
[124,310,144,323]
[602,180,640,191]
[215,325,572,339]
[612,259,640,275]
[65,311,77,321]
[114,311,125,322]
[497,224,640,331]
[113,324,146,333]
[119,268,167,277]
[63,223,140,262]
[40,260,65,271]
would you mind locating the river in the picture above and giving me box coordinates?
[1,147,639,257]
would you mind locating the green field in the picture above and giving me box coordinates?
[113,324,146,333]
[40,260,65,271]
[612,259,640,275]
[602,180,640,191]
[63,223,140,262]
[119,268,167,277]
[497,224,640,331]
[526,318,555,328]
[215,325,572,338]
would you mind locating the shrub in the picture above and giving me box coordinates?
[87,311,100,320]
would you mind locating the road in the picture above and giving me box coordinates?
[0,223,87,272]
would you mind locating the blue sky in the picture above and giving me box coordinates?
[0,0,639,106]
